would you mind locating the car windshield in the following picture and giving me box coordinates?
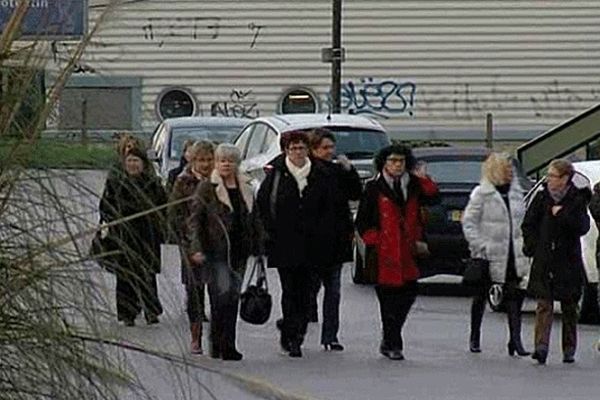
[328,128,390,159]
[423,160,483,184]
[170,125,244,159]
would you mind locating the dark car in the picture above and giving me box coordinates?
[352,147,532,285]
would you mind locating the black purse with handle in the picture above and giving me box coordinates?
[462,257,490,287]
[240,257,272,325]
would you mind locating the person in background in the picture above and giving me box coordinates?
[522,158,591,365]
[355,144,438,360]
[306,128,362,351]
[462,153,531,356]
[99,147,167,326]
[168,140,215,354]
[585,179,600,354]
[188,144,263,361]
[167,139,194,193]
[257,131,338,358]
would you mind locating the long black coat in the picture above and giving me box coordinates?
[257,155,339,270]
[100,172,167,275]
[522,184,591,301]
[317,159,362,263]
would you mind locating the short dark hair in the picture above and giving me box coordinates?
[308,128,336,150]
[374,144,416,173]
[280,130,309,150]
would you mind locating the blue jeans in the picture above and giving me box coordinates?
[312,265,342,344]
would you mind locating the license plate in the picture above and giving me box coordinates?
[448,210,463,222]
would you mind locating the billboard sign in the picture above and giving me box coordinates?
[0,0,87,40]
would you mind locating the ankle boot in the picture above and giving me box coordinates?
[190,322,203,354]
[469,331,481,353]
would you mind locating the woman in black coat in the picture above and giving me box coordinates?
[522,159,591,364]
[257,130,338,358]
[100,147,167,326]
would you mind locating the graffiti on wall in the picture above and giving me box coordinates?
[210,89,260,118]
[340,77,417,119]
[142,17,265,49]
[419,78,600,121]
[50,40,125,74]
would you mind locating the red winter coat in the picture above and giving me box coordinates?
[355,174,438,286]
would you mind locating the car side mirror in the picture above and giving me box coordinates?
[147,149,160,163]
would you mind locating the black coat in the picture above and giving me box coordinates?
[167,157,187,194]
[257,154,339,270]
[99,172,167,274]
[522,184,591,301]
[317,159,362,263]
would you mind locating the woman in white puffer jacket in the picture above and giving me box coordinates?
[462,152,531,356]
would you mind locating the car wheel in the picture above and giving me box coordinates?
[578,282,600,325]
[352,245,366,284]
[488,283,506,312]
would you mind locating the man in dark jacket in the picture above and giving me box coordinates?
[306,128,362,351]
[257,130,338,358]
[522,158,591,365]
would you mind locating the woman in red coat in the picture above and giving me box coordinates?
[355,144,438,360]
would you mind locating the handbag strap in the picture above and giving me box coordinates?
[243,257,268,291]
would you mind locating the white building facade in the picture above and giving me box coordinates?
[47,0,600,143]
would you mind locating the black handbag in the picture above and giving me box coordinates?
[240,257,272,325]
[88,227,119,274]
[462,257,490,287]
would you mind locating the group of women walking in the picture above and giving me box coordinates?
[99,131,596,364]
[463,155,591,364]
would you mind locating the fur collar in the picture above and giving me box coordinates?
[210,169,254,213]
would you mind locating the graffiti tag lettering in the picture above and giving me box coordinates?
[210,89,259,118]
[340,78,416,118]
[142,17,264,49]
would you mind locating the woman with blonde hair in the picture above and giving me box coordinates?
[168,140,215,354]
[462,152,531,355]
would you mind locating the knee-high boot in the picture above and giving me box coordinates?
[506,298,530,356]
[190,322,203,354]
[469,293,486,352]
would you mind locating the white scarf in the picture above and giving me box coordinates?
[285,156,311,195]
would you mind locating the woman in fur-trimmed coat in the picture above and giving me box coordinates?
[462,152,530,356]
[188,144,264,361]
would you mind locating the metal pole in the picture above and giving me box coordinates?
[331,0,342,113]
[485,112,493,149]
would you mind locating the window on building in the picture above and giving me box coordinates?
[157,88,195,120]
[59,87,132,130]
[279,88,318,114]
[0,67,45,135]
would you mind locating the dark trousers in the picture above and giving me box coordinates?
[534,298,578,356]
[185,274,207,324]
[207,262,242,352]
[470,284,526,346]
[309,265,343,344]
[375,281,417,350]
[278,268,312,346]
[116,270,162,321]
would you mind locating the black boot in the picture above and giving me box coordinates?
[469,295,484,353]
[507,299,530,357]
